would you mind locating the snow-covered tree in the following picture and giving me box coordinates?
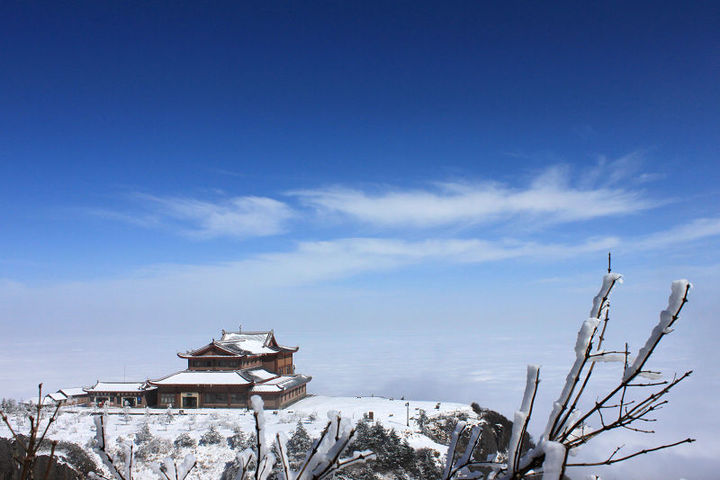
[235,395,375,480]
[286,421,312,464]
[134,423,153,446]
[90,414,196,480]
[174,432,197,449]
[162,405,174,431]
[443,273,695,480]
[227,426,248,450]
[121,405,131,425]
[199,425,224,446]
[416,408,429,434]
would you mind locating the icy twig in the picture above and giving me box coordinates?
[0,384,61,480]
[565,438,695,467]
[507,365,539,474]
[92,414,132,480]
[445,275,696,480]
[156,454,197,480]
[245,395,374,480]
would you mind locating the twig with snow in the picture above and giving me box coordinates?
[442,273,696,479]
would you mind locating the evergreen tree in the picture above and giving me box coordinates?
[368,421,388,453]
[163,404,174,425]
[121,405,131,425]
[199,425,223,446]
[352,417,372,451]
[381,429,402,471]
[287,421,312,462]
[416,409,429,433]
[134,423,154,445]
[398,439,417,473]
[416,448,442,480]
[227,426,247,450]
[174,432,197,449]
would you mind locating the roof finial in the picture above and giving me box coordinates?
[608,251,612,274]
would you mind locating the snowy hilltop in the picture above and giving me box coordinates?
[0,395,516,480]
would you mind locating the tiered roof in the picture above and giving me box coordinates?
[179,329,298,358]
[148,367,311,391]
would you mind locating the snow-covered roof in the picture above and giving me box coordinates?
[150,370,251,386]
[47,392,67,402]
[59,387,88,398]
[85,382,149,393]
[251,374,311,393]
[217,331,278,355]
[182,329,299,357]
[244,368,278,382]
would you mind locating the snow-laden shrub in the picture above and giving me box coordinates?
[423,411,469,445]
[226,426,247,450]
[174,432,197,449]
[199,425,224,446]
[134,423,154,446]
[349,419,434,477]
[135,436,173,462]
[0,398,19,414]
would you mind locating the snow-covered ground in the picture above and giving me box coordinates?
[1,395,473,479]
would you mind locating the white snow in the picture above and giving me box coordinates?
[0,395,472,479]
[590,352,624,363]
[59,387,87,397]
[251,375,309,392]
[624,279,691,381]
[219,332,278,355]
[543,273,624,440]
[86,382,148,393]
[47,392,67,402]
[507,365,539,472]
[246,368,278,381]
[543,317,600,439]
[540,441,566,480]
[252,384,283,392]
[152,371,251,385]
[589,273,623,319]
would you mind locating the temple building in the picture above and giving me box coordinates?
[147,329,311,409]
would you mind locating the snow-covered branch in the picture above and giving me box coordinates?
[240,395,375,480]
[0,384,61,480]
[442,274,695,480]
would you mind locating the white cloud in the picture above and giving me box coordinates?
[291,167,654,228]
[100,194,295,239]
[633,217,720,251]
[580,150,651,188]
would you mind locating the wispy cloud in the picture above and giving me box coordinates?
[633,217,720,250]
[580,150,664,188]
[182,216,720,286]
[291,165,656,228]
[96,194,294,239]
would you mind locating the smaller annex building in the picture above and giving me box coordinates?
[147,329,311,409]
[84,382,157,408]
[43,387,89,406]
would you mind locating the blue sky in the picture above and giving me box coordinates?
[1,2,719,478]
